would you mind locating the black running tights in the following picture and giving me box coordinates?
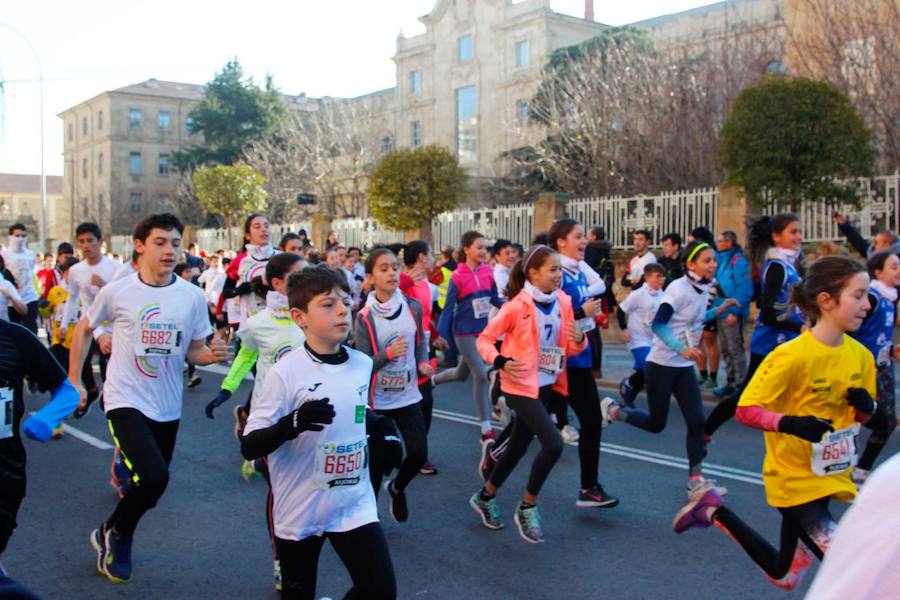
[376,402,427,492]
[704,352,766,437]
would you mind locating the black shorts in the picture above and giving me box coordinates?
[703,319,717,333]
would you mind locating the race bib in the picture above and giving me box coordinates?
[314,437,368,489]
[811,424,860,477]
[472,297,491,319]
[134,320,183,357]
[1,387,12,440]
[538,346,564,376]
[577,317,596,333]
[377,364,411,393]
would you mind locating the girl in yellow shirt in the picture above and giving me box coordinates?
[672,256,882,591]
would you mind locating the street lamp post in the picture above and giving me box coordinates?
[0,23,46,253]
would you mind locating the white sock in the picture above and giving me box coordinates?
[481,421,492,434]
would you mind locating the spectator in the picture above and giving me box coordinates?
[297,228,313,247]
[658,233,684,288]
[278,232,303,254]
[622,229,657,289]
[325,230,339,251]
[713,230,754,397]
[833,211,900,257]
[37,253,58,299]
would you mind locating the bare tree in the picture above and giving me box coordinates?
[787,0,899,170]
[244,94,391,221]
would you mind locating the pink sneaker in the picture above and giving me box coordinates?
[672,486,724,534]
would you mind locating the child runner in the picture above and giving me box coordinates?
[673,256,882,591]
[433,231,504,445]
[241,267,396,600]
[617,262,666,406]
[704,214,804,441]
[849,250,900,485]
[601,240,739,500]
[355,248,430,523]
[68,213,231,583]
[470,245,587,543]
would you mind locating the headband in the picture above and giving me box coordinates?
[523,244,550,273]
[687,242,710,262]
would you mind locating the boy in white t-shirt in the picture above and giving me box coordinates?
[67,213,231,584]
[616,263,665,406]
[242,266,396,600]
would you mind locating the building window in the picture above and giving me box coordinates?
[129,152,142,176]
[158,154,170,176]
[380,134,394,155]
[68,123,73,141]
[515,40,529,68]
[129,109,142,128]
[98,153,104,175]
[82,158,88,179]
[98,193,105,221]
[455,86,478,165]
[158,111,170,130]
[98,110,104,130]
[516,99,530,127]
[458,34,473,63]
[186,115,195,133]
[409,70,422,94]
[765,60,786,75]
[82,117,88,136]
[82,197,89,218]
[130,192,142,213]
[411,121,421,147]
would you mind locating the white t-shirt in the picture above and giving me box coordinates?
[0,279,24,321]
[619,285,664,350]
[647,277,708,368]
[113,261,139,281]
[628,251,658,286]
[534,300,563,387]
[244,345,378,541]
[87,272,212,421]
[371,301,421,411]
[806,453,900,600]
[1,247,38,304]
[198,267,226,305]
[238,308,306,403]
[61,256,121,329]
[490,264,512,321]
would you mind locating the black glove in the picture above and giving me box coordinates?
[778,415,834,442]
[846,387,877,414]
[234,281,254,296]
[366,409,403,476]
[205,389,232,419]
[278,398,335,439]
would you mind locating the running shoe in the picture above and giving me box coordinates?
[599,397,618,428]
[619,376,636,407]
[273,559,282,592]
[561,425,580,446]
[383,480,409,523]
[240,460,260,481]
[233,405,248,443]
[51,423,64,439]
[187,375,202,389]
[712,384,735,398]
[672,486,724,534]
[700,379,718,391]
[419,459,438,475]
[479,437,497,482]
[73,387,100,419]
[576,485,620,508]
[90,526,108,576]
[468,492,503,530]
[687,476,728,500]
[103,526,133,583]
[514,505,544,544]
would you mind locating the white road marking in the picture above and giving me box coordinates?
[431,407,764,486]
[59,423,114,450]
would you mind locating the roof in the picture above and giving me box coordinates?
[0,173,63,195]
[629,1,729,29]
[111,78,207,100]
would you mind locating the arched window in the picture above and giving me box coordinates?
[380,134,394,155]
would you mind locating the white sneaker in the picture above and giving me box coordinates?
[561,424,580,446]
[687,476,728,500]
[599,397,618,428]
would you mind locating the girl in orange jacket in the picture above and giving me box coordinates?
[469,245,587,544]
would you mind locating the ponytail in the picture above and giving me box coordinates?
[506,245,556,299]
[745,212,798,265]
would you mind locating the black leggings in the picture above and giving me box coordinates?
[419,380,433,434]
[858,362,897,470]
[105,408,179,536]
[275,522,396,600]
[376,402,427,492]
[566,368,605,489]
[621,362,706,469]
[489,387,563,496]
[705,352,766,437]
[712,497,834,587]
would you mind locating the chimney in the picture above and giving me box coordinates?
[585,0,594,21]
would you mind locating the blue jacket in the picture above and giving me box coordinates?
[715,248,753,319]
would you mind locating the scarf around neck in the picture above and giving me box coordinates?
[365,289,403,318]
[246,243,274,261]
[525,281,558,304]
[559,254,582,275]
[685,270,715,293]
[266,291,291,317]
[766,246,800,265]
[871,279,898,303]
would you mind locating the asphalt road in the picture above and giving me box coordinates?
[5,356,899,600]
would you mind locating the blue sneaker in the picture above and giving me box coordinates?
[103,527,133,583]
[619,377,636,407]
[469,492,504,530]
[514,505,545,544]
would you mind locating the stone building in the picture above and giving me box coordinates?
[0,173,66,251]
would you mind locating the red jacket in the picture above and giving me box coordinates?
[477,289,585,399]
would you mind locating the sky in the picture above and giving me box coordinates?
[0,0,717,177]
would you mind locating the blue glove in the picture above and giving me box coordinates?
[205,389,232,419]
[22,416,53,442]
